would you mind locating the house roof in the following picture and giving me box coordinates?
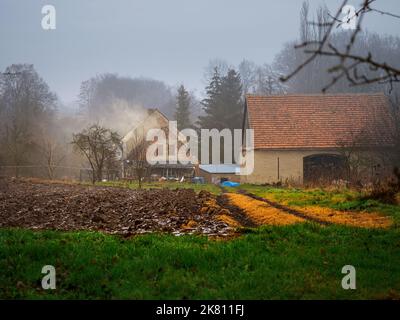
[245,93,395,150]
[199,164,240,174]
[122,108,168,143]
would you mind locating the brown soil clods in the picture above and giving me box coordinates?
[0,179,239,237]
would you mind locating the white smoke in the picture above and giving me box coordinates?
[92,98,151,137]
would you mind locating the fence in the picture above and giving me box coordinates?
[0,165,120,182]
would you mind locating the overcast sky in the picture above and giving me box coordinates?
[1,0,400,105]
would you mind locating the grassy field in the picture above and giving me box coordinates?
[1,225,399,299]
[1,182,400,299]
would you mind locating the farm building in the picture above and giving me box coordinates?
[241,93,396,185]
[122,109,195,180]
[199,164,241,184]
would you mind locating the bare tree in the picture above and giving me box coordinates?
[203,59,231,86]
[78,78,97,116]
[78,73,176,121]
[38,135,66,180]
[281,0,400,92]
[0,64,56,177]
[336,133,374,185]
[72,124,122,184]
[238,59,257,95]
[254,64,287,95]
[336,108,398,186]
[125,128,150,189]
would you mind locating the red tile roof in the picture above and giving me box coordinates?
[245,93,395,150]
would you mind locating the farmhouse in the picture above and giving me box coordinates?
[122,109,195,179]
[241,93,396,185]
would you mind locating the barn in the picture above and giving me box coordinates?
[241,93,396,185]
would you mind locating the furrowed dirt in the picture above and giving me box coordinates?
[0,178,241,237]
[1,178,391,237]
[226,193,306,226]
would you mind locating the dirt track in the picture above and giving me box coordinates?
[0,178,235,236]
[226,192,393,229]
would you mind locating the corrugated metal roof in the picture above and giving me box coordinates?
[199,164,240,174]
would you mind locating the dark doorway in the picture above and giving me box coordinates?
[303,154,347,185]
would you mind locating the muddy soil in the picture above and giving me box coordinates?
[0,178,236,237]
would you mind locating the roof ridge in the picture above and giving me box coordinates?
[246,92,386,98]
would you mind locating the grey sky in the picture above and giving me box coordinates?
[1,0,400,105]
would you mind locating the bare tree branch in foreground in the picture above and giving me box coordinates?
[281,0,400,93]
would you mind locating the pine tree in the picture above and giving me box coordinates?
[220,69,243,130]
[174,85,192,130]
[198,67,223,129]
[198,68,243,164]
[198,67,243,130]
